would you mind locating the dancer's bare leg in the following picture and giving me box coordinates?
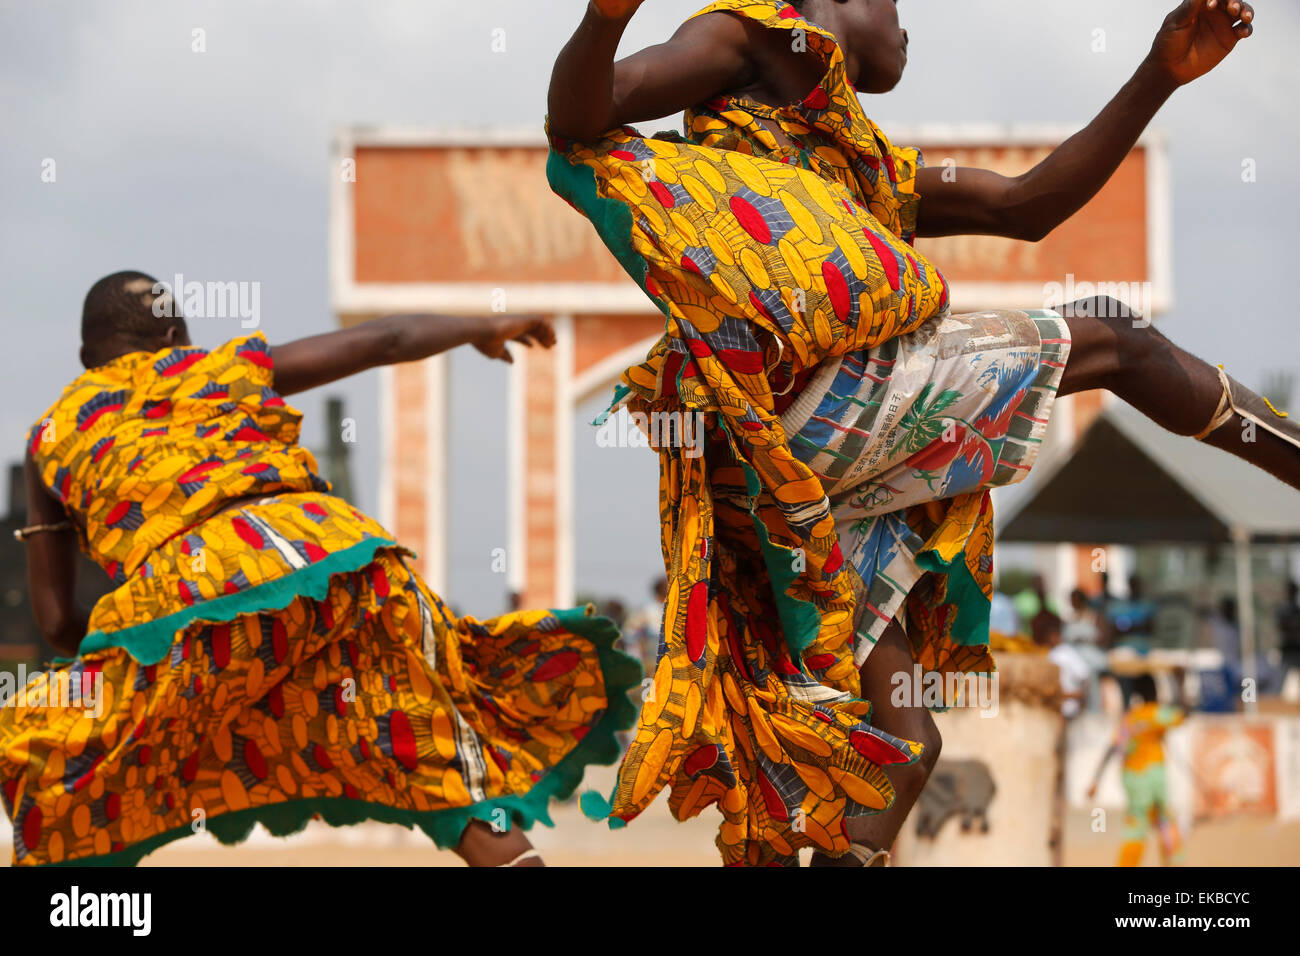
[454,820,545,867]
[1055,296,1300,490]
[810,621,941,866]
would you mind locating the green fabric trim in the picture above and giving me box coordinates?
[545,143,668,319]
[548,139,676,433]
[45,606,642,867]
[906,549,992,715]
[593,384,633,427]
[76,537,400,666]
[915,547,991,648]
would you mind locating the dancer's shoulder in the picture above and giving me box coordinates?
[206,332,275,383]
[686,0,820,33]
[679,2,838,109]
[685,0,838,53]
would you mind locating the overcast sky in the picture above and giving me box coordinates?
[3,1,1297,614]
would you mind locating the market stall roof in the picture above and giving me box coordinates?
[999,403,1300,544]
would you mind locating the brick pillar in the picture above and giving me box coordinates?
[1069,389,1109,598]
[385,355,448,594]
[509,315,573,610]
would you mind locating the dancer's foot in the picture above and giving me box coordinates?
[455,819,545,867]
[810,843,891,867]
[808,621,940,865]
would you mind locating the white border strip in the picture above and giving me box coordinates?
[507,351,527,598]
[1144,128,1174,314]
[336,283,653,316]
[570,334,664,406]
[554,315,576,608]
[424,354,450,595]
[330,129,356,312]
[336,281,1123,320]
[377,365,395,530]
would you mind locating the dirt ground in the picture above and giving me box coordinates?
[5,764,1296,866]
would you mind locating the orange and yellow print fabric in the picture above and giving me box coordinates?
[549,0,959,865]
[3,335,639,864]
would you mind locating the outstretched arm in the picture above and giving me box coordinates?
[916,0,1254,241]
[547,1,754,144]
[270,314,556,396]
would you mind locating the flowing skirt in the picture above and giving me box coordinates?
[0,492,640,865]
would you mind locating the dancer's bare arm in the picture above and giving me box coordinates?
[916,0,1254,241]
[23,454,87,656]
[271,314,556,396]
[547,2,754,143]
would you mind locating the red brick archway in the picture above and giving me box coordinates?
[331,127,1168,607]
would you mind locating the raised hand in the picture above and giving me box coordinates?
[472,315,557,364]
[1148,0,1254,88]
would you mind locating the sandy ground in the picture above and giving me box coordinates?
[4,763,1297,866]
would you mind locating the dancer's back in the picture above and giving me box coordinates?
[29,333,335,586]
[7,271,639,867]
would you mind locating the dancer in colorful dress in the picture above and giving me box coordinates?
[547,0,1295,865]
[2,271,640,866]
[1087,675,1187,866]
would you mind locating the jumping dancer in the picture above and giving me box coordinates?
[547,0,1293,865]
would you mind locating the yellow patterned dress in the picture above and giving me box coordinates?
[548,0,1070,864]
[1,333,639,866]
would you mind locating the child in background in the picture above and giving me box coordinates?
[1088,674,1186,866]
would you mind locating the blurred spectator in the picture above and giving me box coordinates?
[1195,598,1235,712]
[1105,575,1157,652]
[1045,613,1091,719]
[602,599,628,631]
[1014,574,1062,645]
[1088,570,1112,621]
[1063,588,1102,645]
[1063,588,1107,712]
[989,589,1020,638]
[620,577,667,676]
[1212,593,1284,696]
[1212,596,1242,667]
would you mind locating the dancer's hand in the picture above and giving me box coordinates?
[589,0,644,20]
[473,315,556,364]
[1147,0,1254,88]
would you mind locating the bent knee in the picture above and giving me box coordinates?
[1056,294,1143,324]
[1061,298,1161,390]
